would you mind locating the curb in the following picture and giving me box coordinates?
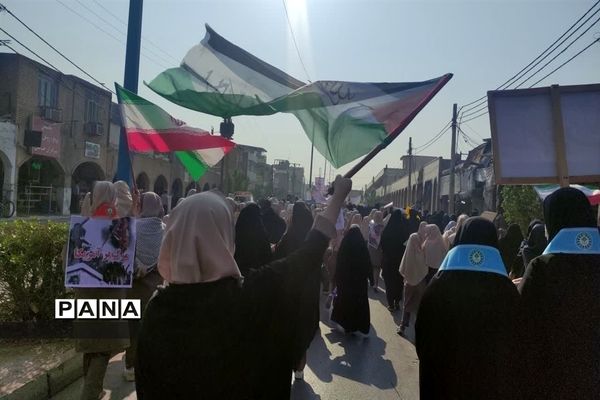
[1,351,83,400]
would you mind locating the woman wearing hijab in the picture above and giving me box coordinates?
[518,223,547,276]
[422,224,447,278]
[135,177,352,400]
[498,223,524,274]
[76,181,129,400]
[398,222,428,334]
[272,201,315,380]
[360,211,372,242]
[380,210,409,311]
[114,180,135,217]
[416,217,520,399]
[80,192,92,216]
[331,226,373,334]
[124,192,166,381]
[442,213,468,249]
[234,203,272,277]
[517,188,600,400]
[258,198,287,244]
[368,211,385,291]
[91,181,118,218]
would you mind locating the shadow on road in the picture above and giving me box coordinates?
[291,380,322,400]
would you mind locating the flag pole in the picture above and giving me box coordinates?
[115,0,143,189]
[329,73,453,193]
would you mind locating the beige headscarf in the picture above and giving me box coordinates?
[373,210,384,225]
[400,231,428,286]
[91,181,116,213]
[443,214,468,248]
[140,192,164,218]
[417,221,428,240]
[80,192,92,217]
[114,180,133,217]
[360,216,370,240]
[422,224,447,270]
[158,191,241,284]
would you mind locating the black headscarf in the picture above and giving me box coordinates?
[522,223,548,267]
[498,223,524,273]
[527,219,543,237]
[454,217,499,249]
[234,203,272,276]
[543,187,596,241]
[336,226,372,282]
[258,199,287,244]
[272,201,313,260]
[380,210,410,259]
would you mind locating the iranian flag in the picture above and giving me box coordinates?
[534,185,600,206]
[147,25,451,168]
[116,84,235,180]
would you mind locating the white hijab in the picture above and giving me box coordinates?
[91,181,116,213]
[158,191,241,284]
[114,180,133,217]
[443,214,468,249]
[400,231,427,286]
[422,224,447,270]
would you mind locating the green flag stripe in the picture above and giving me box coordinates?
[175,151,209,181]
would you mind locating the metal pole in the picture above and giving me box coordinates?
[115,0,143,186]
[449,103,458,214]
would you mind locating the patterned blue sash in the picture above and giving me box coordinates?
[543,228,600,255]
[439,245,508,277]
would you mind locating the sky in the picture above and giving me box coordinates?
[1,0,599,189]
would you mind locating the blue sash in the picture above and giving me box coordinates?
[543,228,600,255]
[439,245,508,277]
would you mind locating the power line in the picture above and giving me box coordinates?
[461,36,600,123]
[1,3,115,93]
[0,27,61,72]
[514,15,600,88]
[414,121,452,154]
[461,109,490,124]
[74,0,175,66]
[53,0,170,70]
[282,0,311,82]
[529,38,600,87]
[462,122,486,140]
[90,0,179,62]
[458,126,480,148]
[414,120,452,150]
[461,12,600,119]
[459,0,600,113]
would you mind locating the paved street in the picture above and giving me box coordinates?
[52,281,419,400]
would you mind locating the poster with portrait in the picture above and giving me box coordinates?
[65,216,136,288]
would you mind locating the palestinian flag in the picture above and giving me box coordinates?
[147,25,451,168]
[146,24,304,117]
[116,84,235,180]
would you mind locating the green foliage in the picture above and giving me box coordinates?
[500,185,544,234]
[0,220,69,321]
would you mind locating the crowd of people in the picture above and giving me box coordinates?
[71,177,599,400]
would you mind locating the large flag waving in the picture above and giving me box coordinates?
[116,84,235,180]
[147,25,451,168]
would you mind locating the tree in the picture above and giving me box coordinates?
[500,185,544,234]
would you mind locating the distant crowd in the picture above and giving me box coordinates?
[73,177,599,400]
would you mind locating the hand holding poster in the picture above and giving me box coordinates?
[65,216,136,288]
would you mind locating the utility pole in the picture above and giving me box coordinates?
[448,103,458,214]
[407,137,412,207]
[115,0,143,184]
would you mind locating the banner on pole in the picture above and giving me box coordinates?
[65,216,136,288]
